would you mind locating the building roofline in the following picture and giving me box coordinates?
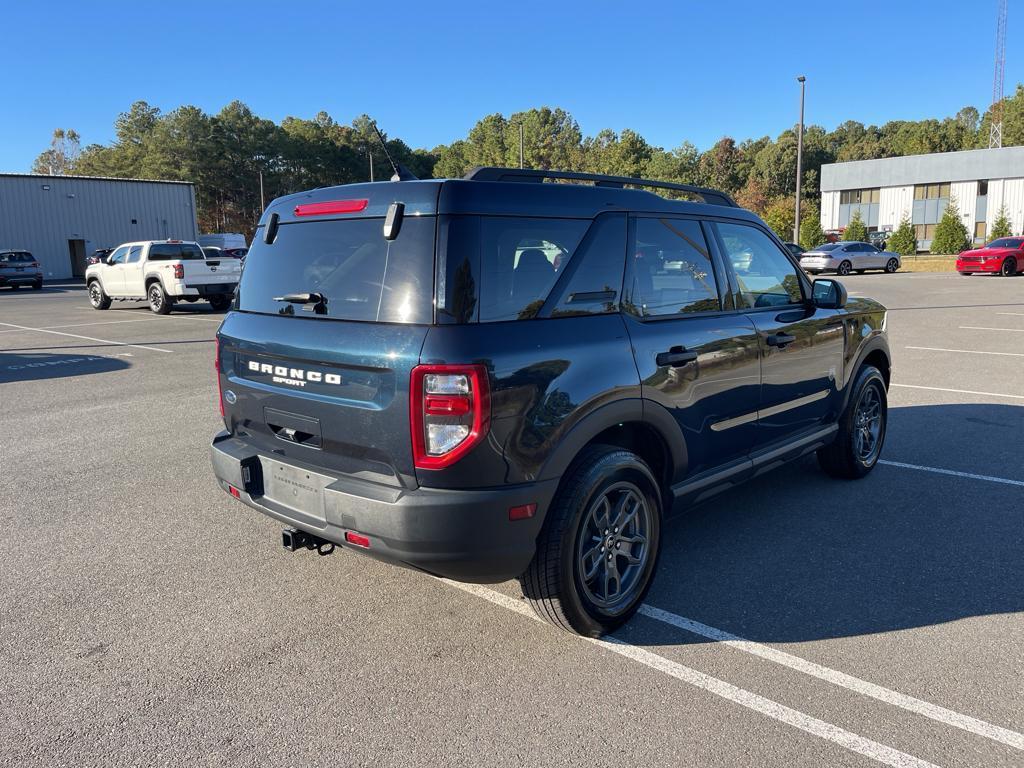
[0,172,194,187]
[820,145,1024,191]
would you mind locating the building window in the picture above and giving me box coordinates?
[914,183,950,200]
[915,224,938,241]
[975,221,987,240]
[978,180,989,197]
[840,188,879,204]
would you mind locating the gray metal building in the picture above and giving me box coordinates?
[820,146,1024,251]
[0,173,198,279]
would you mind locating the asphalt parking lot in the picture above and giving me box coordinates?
[1,273,1022,768]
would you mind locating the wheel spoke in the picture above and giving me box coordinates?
[581,542,604,582]
[611,492,639,533]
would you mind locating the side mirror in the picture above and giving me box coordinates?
[812,278,847,309]
[106,256,115,265]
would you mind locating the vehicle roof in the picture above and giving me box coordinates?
[258,178,763,227]
[0,248,31,254]
[111,239,202,248]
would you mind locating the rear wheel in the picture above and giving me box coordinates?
[836,260,852,276]
[1001,257,1018,277]
[32,279,43,290]
[208,295,232,311]
[959,272,973,276]
[148,281,172,314]
[520,445,662,637]
[818,365,887,479]
[88,281,111,310]
[885,258,899,273]
[855,269,865,274]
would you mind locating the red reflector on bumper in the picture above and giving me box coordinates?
[509,503,536,521]
[228,486,240,498]
[345,531,370,548]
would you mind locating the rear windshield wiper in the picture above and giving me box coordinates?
[273,292,328,315]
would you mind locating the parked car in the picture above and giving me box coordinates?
[86,240,241,313]
[222,247,248,261]
[86,248,114,266]
[199,233,247,251]
[201,246,224,260]
[211,167,891,637]
[0,249,43,290]
[955,237,1024,276]
[784,242,805,258]
[800,241,901,276]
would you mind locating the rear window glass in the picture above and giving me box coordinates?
[1,252,33,263]
[815,243,841,252]
[149,243,204,261]
[237,217,434,324]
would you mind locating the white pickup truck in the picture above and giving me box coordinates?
[85,240,241,314]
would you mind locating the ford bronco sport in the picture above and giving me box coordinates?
[211,167,891,636]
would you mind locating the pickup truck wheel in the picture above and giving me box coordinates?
[148,282,172,314]
[519,445,662,637]
[88,281,111,310]
[208,295,232,311]
[817,365,887,479]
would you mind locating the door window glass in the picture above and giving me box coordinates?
[624,218,720,317]
[108,246,129,265]
[126,246,143,263]
[716,222,803,308]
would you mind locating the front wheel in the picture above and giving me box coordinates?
[959,272,973,276]
[885,258,899,273]
[836,260,852,276]
[32,280,43,290]
[88,281,111,310]
[1001,258,1018,277]
[520,445,662,637]
[818,365,887,479]
[148,282,172,314]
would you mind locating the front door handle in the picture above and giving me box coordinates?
[656,346,699,367]
[766,333,796,348]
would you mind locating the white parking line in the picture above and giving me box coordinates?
[0,321,172,353]
[995,312,1024,317]
[445,582,938,768]
[906,346,1024,358]
[0,318,163,334]
[890,383,1024,400]
[878,460,1024,487]
[638,605,1024,752]
[959,326,1024,332]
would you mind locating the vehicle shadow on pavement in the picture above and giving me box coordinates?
[0,351,130,383]
[634,402,1024,645]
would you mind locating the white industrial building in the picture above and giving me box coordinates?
[820,146,1024,251]
[0,173,198,279]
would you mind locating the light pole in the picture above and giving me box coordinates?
[519,122,524,169]
[253,153,267,213]
[794,76,806,244]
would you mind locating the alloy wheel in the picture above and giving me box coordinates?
[149,285,162,311]
[886,258,898,273]
[837,261,851,276]
[576,481,652,613]
[89,283,102,307]
[853,383,884,465]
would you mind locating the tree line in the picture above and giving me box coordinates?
[33,84,1024,241]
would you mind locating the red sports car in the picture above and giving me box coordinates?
[956,237,1024,276]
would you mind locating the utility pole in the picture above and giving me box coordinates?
[519,122,525,169]
[794,76,806,244]
[258,167,265,211]
[368,149,375,182]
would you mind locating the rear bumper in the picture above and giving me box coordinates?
[0,273,42,286]
[181,282,237,297]
[210,431,558,583]
[800,258,837,273]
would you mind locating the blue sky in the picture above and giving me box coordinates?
[3,0,1017,172]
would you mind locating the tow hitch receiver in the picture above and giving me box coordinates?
[281,527,335,556]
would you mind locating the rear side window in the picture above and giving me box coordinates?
[149,243,204,261]
[624,218,721,317]
[550,214,626,317]
[238,217,434,324]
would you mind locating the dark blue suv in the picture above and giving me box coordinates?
[211,167,891,636]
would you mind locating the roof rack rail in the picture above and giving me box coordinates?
[463,166,738,208]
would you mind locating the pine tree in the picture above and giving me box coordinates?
[930,197,971,255]
[799,208,826,250]
[989,204,1012,240]
[888,216,917,255]
[844,210,867,242]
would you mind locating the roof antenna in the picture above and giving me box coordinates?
[372,122,418,181]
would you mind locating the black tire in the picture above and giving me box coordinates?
[1001,257,1018,277]
[32,280,43,290]
[208,295,232,311]
[836,260,852,276]
[885,258,899,273]
[147,281,172,314]
[519,445,662,637]
[9,284,19,291]
[818,365,887,480]
[855,269,865,274]
[959,272,973,276]
[88,281,111,310]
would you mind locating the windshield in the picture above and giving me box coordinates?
[987,238,1023,249]
[814,243,841,252]
[238,216,434,324]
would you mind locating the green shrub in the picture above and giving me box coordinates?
[989,205,1012,240]
[930,197,970,254]
[844,210,867,242]
[799,208,826,250]
[888,216,917,255]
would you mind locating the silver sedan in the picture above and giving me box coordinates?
[800,242,901,276]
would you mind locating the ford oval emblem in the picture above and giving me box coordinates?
[224,389,237,405]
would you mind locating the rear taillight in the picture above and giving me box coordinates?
[411,364,489,470]
[173,264,184,279]
[215,341,224,418]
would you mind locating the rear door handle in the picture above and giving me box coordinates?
[656,346,699,367]
[766,333,796,348]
